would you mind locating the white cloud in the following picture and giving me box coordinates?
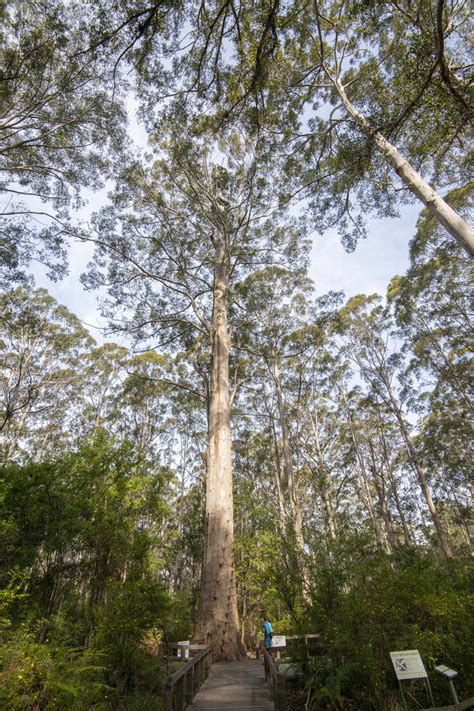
[310,205,420,298]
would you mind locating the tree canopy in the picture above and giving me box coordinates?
[0,0,472,707]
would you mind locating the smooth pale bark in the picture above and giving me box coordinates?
[354,440,389,552]
[193,238,243,661]
[268,399,288,520]
[377,410,413,547]
[331,75,474,257]
[308,409,337,540]
[342,391,389,551]
[381,376,454,559]
[367,441,398,552]
[388,467,413,547]
[273,461,288,521]
[272,359,311,599]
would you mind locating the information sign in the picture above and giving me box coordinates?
[435,665,458,680]
[390,650,427,680]
[177,641,190,660]
[272,635,287,647]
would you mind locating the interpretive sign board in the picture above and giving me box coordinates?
[272,636,287,647]
[390,650,427,680]
[435,665,458,680]
[177,641,190,660]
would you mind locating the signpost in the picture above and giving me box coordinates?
[435,665,460,704]
[390,650,434,710]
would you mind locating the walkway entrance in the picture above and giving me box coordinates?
[186,659,273,710]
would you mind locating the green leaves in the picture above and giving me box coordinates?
[0,433,171,707]
[306,547,474,708]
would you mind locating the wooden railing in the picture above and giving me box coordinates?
[256,633,321,659]
[263,645,287,711]
[163,644,212,711]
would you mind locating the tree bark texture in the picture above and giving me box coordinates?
[193,239,244,661]
[333,76,474,256]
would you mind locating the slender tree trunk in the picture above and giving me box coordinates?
[308,409,337,540]
[367,442,397,552]
[341,392,387,550]
[382,378,454,559]
[357,455,388,551]
[387,467,413,547]
[331,75,474,256]
[272,358,311,599]
[193,238,243,661]
[376,406,413,547]
[268,396,288,521]
[323,488,337,541]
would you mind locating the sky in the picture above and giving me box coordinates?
[309,205,420,298]
[31,200,421,347]
[29,98,422,346]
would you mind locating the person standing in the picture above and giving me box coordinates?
[262,616,273,649]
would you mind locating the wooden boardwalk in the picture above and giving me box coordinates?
[186,659,273,710]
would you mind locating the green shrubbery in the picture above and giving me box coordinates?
[303,541,474,710]
[0,434,171,709]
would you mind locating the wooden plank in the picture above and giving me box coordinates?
[187,660,273,710]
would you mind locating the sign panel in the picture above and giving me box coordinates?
[435,665,458,679]
[177,641,190,660]
[272,636,287,647]
[390,650,427,680]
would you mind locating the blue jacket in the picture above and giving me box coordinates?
[263,620,272,641]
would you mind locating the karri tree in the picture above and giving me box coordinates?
[82,129,308,659]
[336,293,453,558]
[140,0,473,254]
[0,285,93,462]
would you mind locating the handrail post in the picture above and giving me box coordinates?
[274,672,286,711]
[162,644,212,710]
[186,666,194,705]
[176,675,185,711]
[263,647,269,682]
[163,679,172,711]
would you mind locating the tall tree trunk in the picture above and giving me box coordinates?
[268,396,288,521]
[193,238,243,661]
[376,405,413,547]
[272,358,311,599]
[387,467,413,547]
[308,409,337,540]
[381,377,454,559]
[367,441,398,552]
[330,75,474,256]
[341,392,388,550]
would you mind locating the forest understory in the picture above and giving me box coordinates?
[1,0,473,708]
